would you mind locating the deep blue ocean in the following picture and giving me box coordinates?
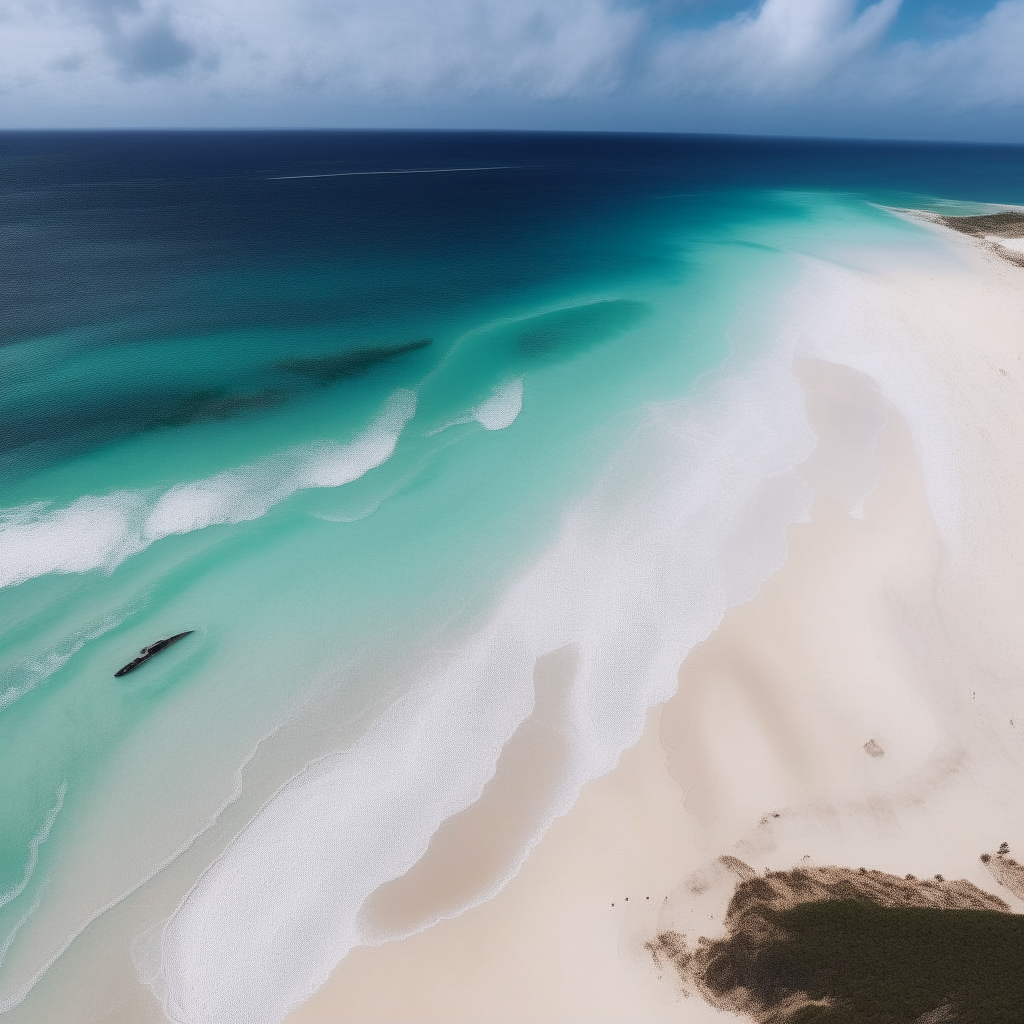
[2,131,1023,1023]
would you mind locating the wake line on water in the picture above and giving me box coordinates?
[267,166,520,181]
[0,390,416,591]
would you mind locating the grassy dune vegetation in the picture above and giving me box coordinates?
[651,865,1024,1024]
[730,900,1024,1024]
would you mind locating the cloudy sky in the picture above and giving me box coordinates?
[2,0,1022,140]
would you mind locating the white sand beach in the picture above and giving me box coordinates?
[988,236,1024,253]
[284,227,1024,1023]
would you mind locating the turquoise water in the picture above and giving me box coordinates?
[2,132,1024,1022]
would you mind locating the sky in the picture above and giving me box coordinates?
[1,0,1023,141]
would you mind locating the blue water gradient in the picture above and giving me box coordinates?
[1,131,1023,1020]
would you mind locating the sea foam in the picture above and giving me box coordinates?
[0,605,139,712]
[785,256,959,539]
[147,253,958,1024]
[473,378,524,430]
[0,782,66,916]
[145,337,820,1024]
[0,391,416,591]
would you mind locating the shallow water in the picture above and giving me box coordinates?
[2,131,1023,1022]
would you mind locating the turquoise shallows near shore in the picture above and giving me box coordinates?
[2,132,1023,1022]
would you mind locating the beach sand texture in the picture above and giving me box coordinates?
[288,226,1024,1023]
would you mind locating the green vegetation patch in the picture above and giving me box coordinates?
[938,211,1024,238]
[703,899,1024,1024]
[514,299,648,357]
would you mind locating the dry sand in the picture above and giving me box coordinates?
[288,229,1024,1023]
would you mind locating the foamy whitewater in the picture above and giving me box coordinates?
[0,392,417,590]
[139,245,964,1024]
[1,133,1022,1024]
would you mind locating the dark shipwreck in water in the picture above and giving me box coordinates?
[114,631,194,677]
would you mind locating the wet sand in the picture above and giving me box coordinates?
[288,228,1024,1023]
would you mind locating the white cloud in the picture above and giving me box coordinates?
[649,0,901,98]
[865,0,1024,105]
[0,0,646,102]
[1,0,1023,122]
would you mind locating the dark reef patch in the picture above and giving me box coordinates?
[515,299,648,358]
[276,338,432,382]
[147,387,287,429]
[4,339,430,472]
[649,864,1023,1024]
[1,386,287,470]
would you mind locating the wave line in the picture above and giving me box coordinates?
[0,781,67,921]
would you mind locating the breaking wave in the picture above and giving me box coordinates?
[0,391,417,591]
